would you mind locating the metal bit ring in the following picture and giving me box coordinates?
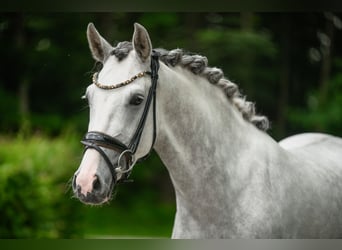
[115,150,136,174]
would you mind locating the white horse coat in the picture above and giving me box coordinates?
[73,22,342,238]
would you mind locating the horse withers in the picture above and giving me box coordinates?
[72,22,342,238]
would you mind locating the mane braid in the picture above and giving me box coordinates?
[110,41,269,131]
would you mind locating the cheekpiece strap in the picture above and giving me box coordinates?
[82,50,160,184]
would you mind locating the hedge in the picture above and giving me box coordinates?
[0,132,84,238]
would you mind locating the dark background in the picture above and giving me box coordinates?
[1,13,342,138]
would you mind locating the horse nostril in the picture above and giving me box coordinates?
[72,175,77,191]
[92,175,101,191]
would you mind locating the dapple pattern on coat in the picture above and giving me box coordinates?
[108,41,269,131]
[72,22,342,238]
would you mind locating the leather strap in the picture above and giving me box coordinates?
[81,50,160,183]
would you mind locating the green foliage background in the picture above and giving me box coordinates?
[0,132,83,238]
[0,13,341,238]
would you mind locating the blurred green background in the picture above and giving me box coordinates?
[0,12,341,238]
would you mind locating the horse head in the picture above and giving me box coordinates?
[72,23,158,204]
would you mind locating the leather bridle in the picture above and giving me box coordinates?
[81,50,160,185]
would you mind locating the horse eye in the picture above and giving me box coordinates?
[129,94,144,106]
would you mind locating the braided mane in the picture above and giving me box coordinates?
[111,41,269,131]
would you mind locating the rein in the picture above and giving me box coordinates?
[81,50,160,184]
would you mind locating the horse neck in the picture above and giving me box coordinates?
[154,63,281,220]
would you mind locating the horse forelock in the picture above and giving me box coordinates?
[109,41,269,131]
[110,41,133,61]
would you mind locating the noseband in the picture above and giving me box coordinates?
[81,51,160,185]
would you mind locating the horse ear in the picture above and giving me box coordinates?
[132,23,152,62]
[86,23,113,63]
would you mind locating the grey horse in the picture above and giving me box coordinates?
[72,22,342,238]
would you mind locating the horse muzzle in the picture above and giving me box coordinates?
[72,138,134,205]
